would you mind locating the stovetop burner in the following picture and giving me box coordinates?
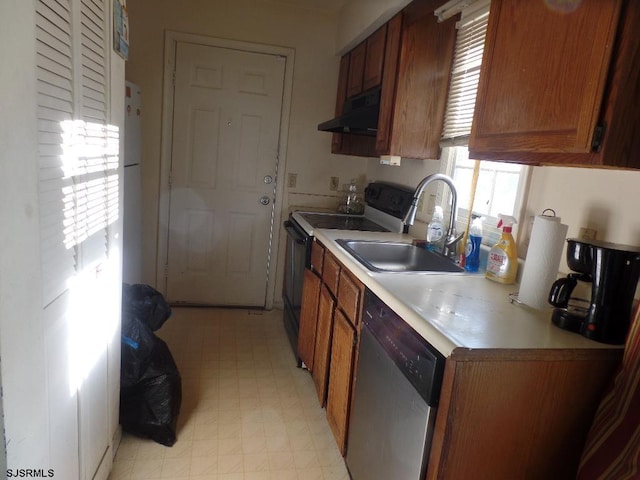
[298,213,390,232]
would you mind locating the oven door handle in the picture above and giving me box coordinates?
[284,220,309,246]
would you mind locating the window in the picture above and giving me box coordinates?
[436,0,529,245]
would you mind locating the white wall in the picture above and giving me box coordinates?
[126,0,369,290]
[525,166,640,271]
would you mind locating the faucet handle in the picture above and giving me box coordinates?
[444,232,465,261]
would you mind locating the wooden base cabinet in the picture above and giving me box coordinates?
[312,284,336,406]
[326,309,357,455]
[301,240,365,455]
[298,241,325,370]
[426,348,622,480]
[297,268,321,370]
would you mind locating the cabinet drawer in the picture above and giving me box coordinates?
[323,252,341,296]
[311,241,325,275]
[337,270,363,327]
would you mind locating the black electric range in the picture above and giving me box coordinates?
[282,182,415,366]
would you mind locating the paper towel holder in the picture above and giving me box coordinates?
[511,209,569,310]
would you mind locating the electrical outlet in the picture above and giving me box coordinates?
[287,173,297,188]
[579,227,598,241]
[330,176,339,191]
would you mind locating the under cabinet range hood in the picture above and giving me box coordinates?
[317,87,380,136]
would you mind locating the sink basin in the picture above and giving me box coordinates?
[336,239,464,273]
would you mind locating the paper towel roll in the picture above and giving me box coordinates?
[518,215,569,310]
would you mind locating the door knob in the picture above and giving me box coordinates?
[259,196,271,205]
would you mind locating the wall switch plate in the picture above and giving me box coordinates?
[287,173,297,188]
[330,176,339,191]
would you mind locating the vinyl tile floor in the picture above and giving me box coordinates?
[109,307,350,480]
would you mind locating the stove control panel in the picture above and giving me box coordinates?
[364,182,414,219]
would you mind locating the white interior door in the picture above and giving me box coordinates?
[166,41,286,306]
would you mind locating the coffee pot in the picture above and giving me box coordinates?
[548,238,640,344]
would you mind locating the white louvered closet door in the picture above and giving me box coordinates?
[36,0,114,478]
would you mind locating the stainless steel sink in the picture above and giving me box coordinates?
[336,239,464,273]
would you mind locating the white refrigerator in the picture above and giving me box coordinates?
[123,81,142,284]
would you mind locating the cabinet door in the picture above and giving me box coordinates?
[311,240,325,276]
[326,309,357,456]
[313,285,336,406]
[376,12,403,154]
[426,349,621,480]
[347,42,366,98]
[331,54,350,154]
[381,0,457,159]
[469,0,622,160]
[363,25,387,91]
[297,268,321,371]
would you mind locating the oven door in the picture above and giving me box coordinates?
[282,219,311,366]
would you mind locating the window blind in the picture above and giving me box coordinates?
[36,0,114,307]
[440,0,490,145]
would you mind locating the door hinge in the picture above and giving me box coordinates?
[168,171,173,187]
[164,263,169,278]
[591,122,607,152]
[172,70,176,87]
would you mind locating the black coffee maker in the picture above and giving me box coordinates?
[548,238,640,344]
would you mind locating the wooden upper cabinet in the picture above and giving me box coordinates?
[469,0,640,169]
[363,25,387,91]
[376,12,403,155]
[329,0,457,160]
[346,42,366,98]
[379,0,457,159]
[346,25,387,99]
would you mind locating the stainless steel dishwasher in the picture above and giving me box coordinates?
[346,289,445,480]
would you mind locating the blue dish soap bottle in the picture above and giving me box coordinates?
[464,215,483,272]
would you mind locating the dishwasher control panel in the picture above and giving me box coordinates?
[362,289,445,406]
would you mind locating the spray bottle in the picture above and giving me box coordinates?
[485,214,518,284]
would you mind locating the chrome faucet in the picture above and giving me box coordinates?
[403,173,464,260]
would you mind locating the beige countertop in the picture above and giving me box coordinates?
[314,229,617,357]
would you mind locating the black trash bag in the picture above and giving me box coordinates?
[120,315,182,446]
[122,283,172,331]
